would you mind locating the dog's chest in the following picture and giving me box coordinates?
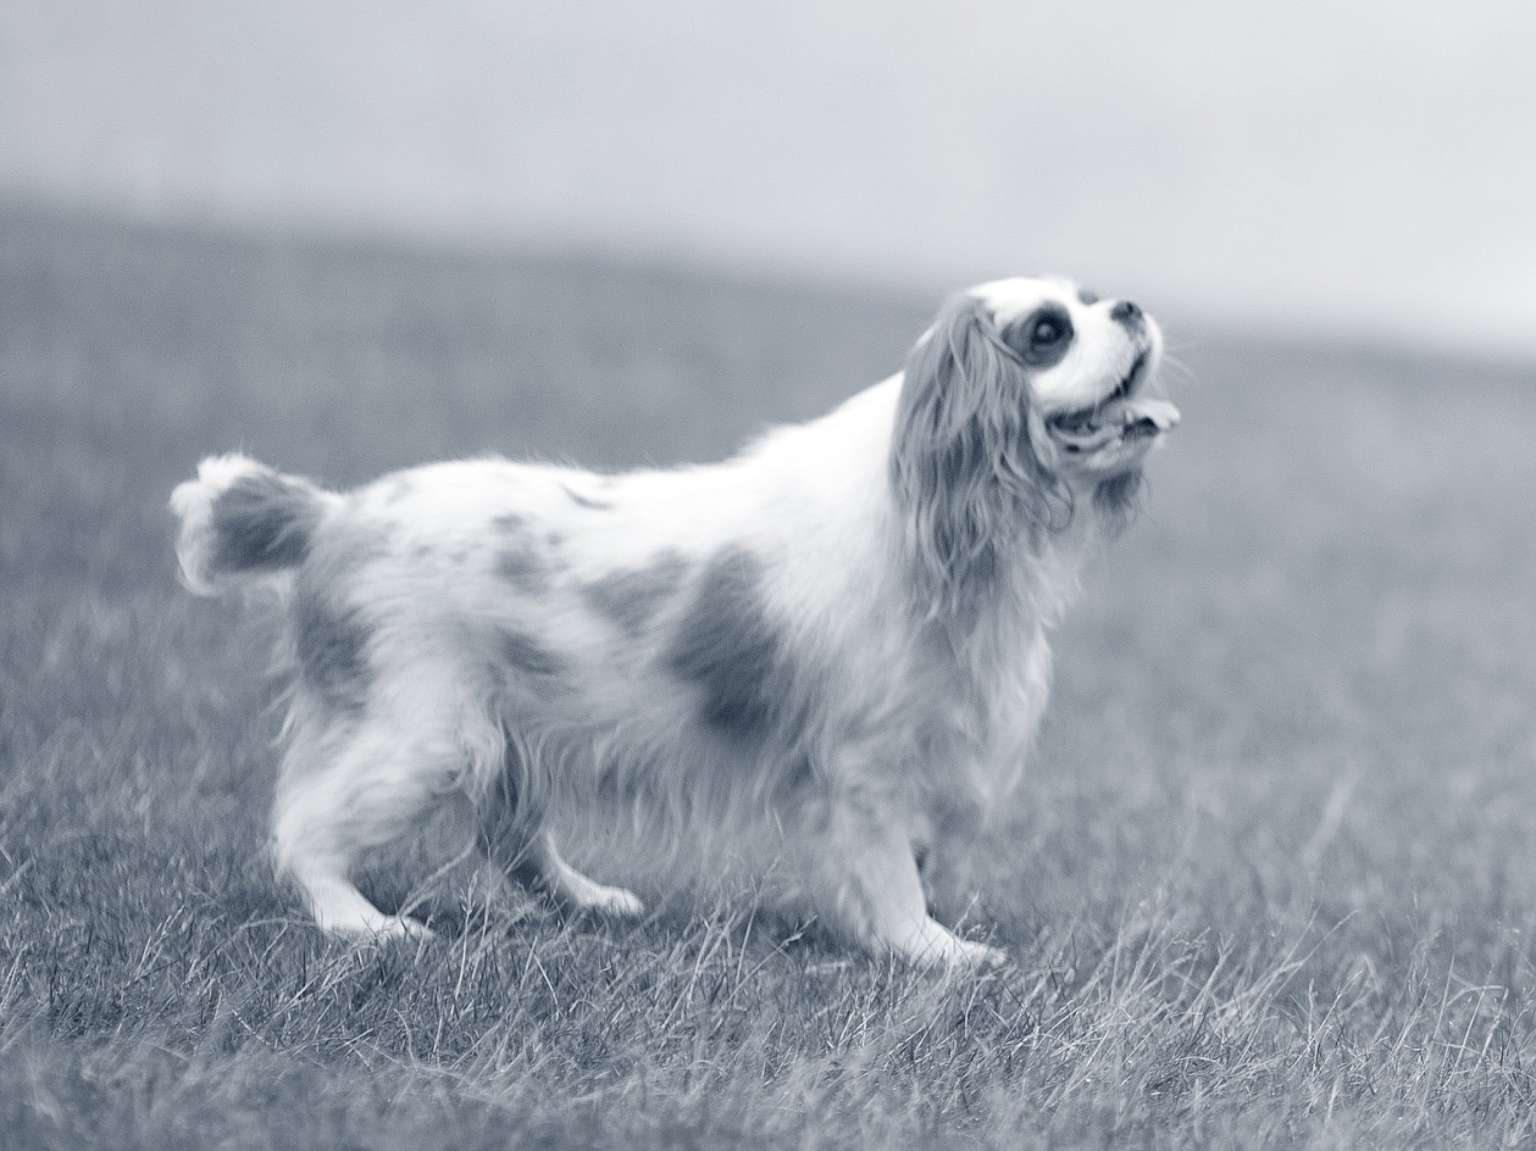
[923,548,1075,801]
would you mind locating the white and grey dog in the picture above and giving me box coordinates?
[171,277,1179,967]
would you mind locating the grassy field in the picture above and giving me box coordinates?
[2,202,1535,1149]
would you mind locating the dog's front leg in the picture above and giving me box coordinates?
[800,791,1005,969]
[912,804,987,919]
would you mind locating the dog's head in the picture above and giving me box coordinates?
[891,277,1179,611]
[974,277,1177,478]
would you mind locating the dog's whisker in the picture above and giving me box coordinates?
[1158,353,1198,384]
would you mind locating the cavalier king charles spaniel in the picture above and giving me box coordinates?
[171,277,1178,967]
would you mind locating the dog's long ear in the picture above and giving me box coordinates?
[890,295,1070,618]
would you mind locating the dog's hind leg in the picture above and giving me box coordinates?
[480,819,646,918]
[272,709,454,938]
[474,754,643,918]
[514,832,645,917]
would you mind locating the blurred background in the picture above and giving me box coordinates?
[3,0,1533,356]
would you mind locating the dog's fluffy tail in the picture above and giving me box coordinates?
[170,454,337,595]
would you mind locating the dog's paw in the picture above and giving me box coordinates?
[576,883,645,918]
[367,916,437,942]
[950,938,1007,969]
[323,912,436,942]
[897,923,1008,971]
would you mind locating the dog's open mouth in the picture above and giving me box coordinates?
[1046,352,1180,455]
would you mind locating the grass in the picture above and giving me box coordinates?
[2,201,1536,1149]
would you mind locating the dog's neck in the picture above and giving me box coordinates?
[885,430,1094,633]
[950,509,1092,637]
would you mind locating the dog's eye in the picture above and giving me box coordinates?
[1027,312,1072,350]
[1004,306,1074,365]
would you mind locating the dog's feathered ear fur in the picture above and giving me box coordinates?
[890,295,1071,619]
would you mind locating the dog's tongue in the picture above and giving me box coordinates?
[1111,397,1181,432]
[1056,397,1181,450]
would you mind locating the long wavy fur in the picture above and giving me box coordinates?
[890,296,1073,619]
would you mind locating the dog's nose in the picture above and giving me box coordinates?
[1110,300,1142,326]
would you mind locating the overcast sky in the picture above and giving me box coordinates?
[3,1,1533,353]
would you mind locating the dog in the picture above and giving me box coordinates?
[170,277,1178,967]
